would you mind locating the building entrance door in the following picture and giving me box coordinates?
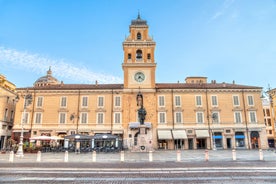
[196,139,206,149]
[174,139,184,149]
[188,139,193,149]
[227,138,231,149]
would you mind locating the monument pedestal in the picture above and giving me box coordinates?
[132,125,153,152]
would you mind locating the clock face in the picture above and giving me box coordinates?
[134,72,145,82]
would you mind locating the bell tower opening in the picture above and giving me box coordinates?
[122,13,156,89]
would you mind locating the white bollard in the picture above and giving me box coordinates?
[205,150,209,161]
[120,151,124,162]
[232,149,236,161]
[92,151,96,162]
[259,149,264,161]
[176,150,181,162]
[9,151,14,163]
[36,151,41,162]
[149,151,153,162]
[64,151,68,162]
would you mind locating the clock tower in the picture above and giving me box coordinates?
[122,14,156,89]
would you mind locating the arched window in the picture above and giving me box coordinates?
[128,53,131,60]
[137,32,141,40]
[136,50,142,60]
[147,53,151,60]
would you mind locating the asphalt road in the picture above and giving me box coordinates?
[1,161,276,184]
[1,150,276,183]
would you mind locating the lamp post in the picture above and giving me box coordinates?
[16,92,32,157]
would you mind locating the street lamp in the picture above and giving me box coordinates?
[211,113,218,151]
[16,92,32,157]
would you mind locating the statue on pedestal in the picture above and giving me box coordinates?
[137,91,147,125]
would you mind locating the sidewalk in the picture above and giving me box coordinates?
[1,149,276,163]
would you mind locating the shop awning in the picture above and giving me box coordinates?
[195,130,210,138]
[56,130,67,133]
[157,130,172,140]
[12,130,29,133]
[172,130,187,139]
[93,130,110,134]
[92,133,118,140]
[112,130,123,134]
[64,134,92,140]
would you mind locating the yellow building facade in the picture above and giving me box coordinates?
[266,89,276,147]
[12,15,268,150]
[0,74,17,150]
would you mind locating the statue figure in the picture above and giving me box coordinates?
[136,91,147,125]
[138,105,146,125]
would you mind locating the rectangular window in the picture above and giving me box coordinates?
[196,112,204,123]
[158,112,166,123]
[34,113,42,124]
[195,96,202,106]
[114,112,121,124]
[98,96,104,107]
[81,113,88,124]
[60,97,67,107]
[268,119,272,126]
[212,112,219,123]
[175,96,181,107]
[175,112,182,123]
[247,95,254,106]
[211,96,218,106]
[21,112,29,124]
[266,109,270,116]
[158,96,165,107]
[147,53,151,60]
[82,96,88,107]
[114,96,121,107]
[59,113,66,124]
[97,113,104,124]
[233,95,240,106]
[4,109,8,121]
[249,111,257,123]
[234,112,242,123]
[36,97,43,107]
[10,110,14,122]
[128,53,131,60]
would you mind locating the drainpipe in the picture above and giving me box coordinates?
[76,89,80,134]
[171,89,175,149]
[111,89,114,134]
[242,89,250,149]
[171,89,174,130]
[30,89,36,135]
[205,88,212,150]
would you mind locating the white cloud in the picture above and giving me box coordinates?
[0,47,123,84]
[210,0,236,21]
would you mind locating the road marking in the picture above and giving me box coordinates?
[1,176,276,182]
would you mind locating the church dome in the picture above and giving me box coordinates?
[34,67,60,87]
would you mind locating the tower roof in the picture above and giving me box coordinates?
[131,13,147,26]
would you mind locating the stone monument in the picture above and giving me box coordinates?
[132,91,153,152]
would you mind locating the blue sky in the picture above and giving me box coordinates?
[1,0,276,90]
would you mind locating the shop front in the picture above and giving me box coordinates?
[235,132,245,149]
[213,132,223,149]
[172,129,187,149]
[195,130,209,149]
[250,131,259,149]
[157,129,173,149]
[92,133,121,152]
[64,134,92,153]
